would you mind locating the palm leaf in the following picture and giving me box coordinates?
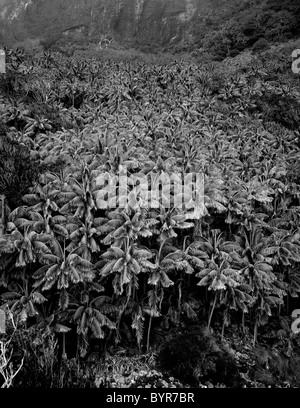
[74,305,85,322]
[100,261,115,277]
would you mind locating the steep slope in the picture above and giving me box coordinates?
[0,0,211,48]
[0,0,299,54]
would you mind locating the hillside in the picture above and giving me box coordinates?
[0,0,213,49]
[0,0,299,54]
[1,0,300,392]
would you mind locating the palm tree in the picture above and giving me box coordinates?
[11,209,68,239]
[33,238,95,310]
[72,293,117,357]
[139,240,194,350]
[152,206,194,242]
[183,173,227,240]
[232,225,286,344]
[191,229,241,264]
[101,209,158,247]
[59,164,97,222]
[2,226,50,268]
[262,230,300,314]
[1,281,47,325]
[65,215,103,260]
[197,258,241,328]
[22,179,60,219]
[97,238,153,297]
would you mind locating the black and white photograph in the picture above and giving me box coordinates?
[0,0,300,396]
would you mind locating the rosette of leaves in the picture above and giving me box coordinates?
[0,226,51,268]
[152,206,194,242]
[101,209,157,247]
[262,231,300,267]
[22,181,60,219]
[11,207,68,239]
[191,229,241,264]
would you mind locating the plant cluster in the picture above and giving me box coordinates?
[196,0,300,60]
[158,325,241,387]
[0,46,300,386]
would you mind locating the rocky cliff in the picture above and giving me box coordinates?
[0,0,215,48]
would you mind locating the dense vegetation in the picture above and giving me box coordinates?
[0,36,300,388]
[188,0,300,59]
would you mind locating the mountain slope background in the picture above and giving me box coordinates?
[0,0,299,58]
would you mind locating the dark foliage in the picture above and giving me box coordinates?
[255,93,300,130]
[198,0,300,59]
[158,325,241,387]
[0,127,40,209]
[2,326,97,388]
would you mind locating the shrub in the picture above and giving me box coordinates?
[158,325,241,387]
[254,92,300,130]
[252,38,270,52]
